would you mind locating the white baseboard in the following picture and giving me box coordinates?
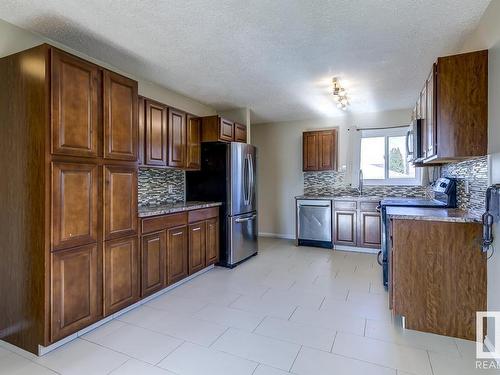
[334,244,379,254]
[3,265,215,356]
[258,232,295,240]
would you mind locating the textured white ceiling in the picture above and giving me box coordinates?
[0,0,490,123]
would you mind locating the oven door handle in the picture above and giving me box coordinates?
[376,250,383,266]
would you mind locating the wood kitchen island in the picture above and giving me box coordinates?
[387,207,486,341]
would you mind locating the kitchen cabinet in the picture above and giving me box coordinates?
[391,219,485,340]
[168,108,187,168]
[51,49,100,158]
[1,43,143,353]
[205,218,219,266]
[141,231,166,297]
[302,129,338,171]
[145,99,168,166]
[334,210,357,246]
[104,236,139,316]
[333,200,381,249]
[104,165,138,240]
[51,244,100,342]
[412,50,487,164]
[234,122,247,143]
[188,222,206,274]
[185,114,201,170]
[167,225,189,285]
[201,116,234,142]
[103,71,138,161]
[51,162,99,251]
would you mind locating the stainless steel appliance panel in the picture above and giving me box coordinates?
[297,200,332,242]
[230,143,256,216]
[228,211,258,265]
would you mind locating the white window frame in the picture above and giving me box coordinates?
[361,127,421,186]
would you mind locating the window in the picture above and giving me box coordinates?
[360,128,420,185]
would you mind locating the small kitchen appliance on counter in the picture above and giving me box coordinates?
[379,177,457,288]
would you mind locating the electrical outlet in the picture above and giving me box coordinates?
[168,185,174,194]
[464,180,470,195]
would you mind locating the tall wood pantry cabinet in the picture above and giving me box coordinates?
[0,44,140,354]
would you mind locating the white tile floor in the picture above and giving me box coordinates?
[1,237,499,374]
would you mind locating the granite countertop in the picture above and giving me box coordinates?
[386,206,482,223]
[138,201,223,218]
[295,195,383,202]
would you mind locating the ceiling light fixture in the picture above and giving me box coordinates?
[332,77,349,110]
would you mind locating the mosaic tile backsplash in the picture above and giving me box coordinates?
[440,156,488,215]
[303,171,430,198]
[138,168,185,207]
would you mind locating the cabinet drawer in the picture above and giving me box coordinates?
[188,207,219,223]
[360,201,379,212]
[334,200,357,210]
[141,212,187,234]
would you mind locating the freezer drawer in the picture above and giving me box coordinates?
[297,200,332,242]
[228,212,258,265]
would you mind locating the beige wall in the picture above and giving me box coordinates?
[251,109,410,238]
[0,19,216,117]
[460,0,500,348]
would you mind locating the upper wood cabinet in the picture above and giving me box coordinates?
[168,108,187,168]
[414,50,487,164]
[201,116,234,142]
[51,244,100,342]
[141,230,166,297]
[103,71,138,161]
[104,165,138,240]
[303,129,338,171]
[51,162,99,251]
[145,99,168,166]
[167,225,188,285]
[103,236,139,316]
[185,115,201,170]
[51,49,100,158]
[234,123,247,143]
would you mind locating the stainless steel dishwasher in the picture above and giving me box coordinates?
[296,199,333,249]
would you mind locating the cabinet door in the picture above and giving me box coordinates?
[420,84,428,158]
[206,218,219,266]
[426,65,437,159]
[318,130,337,171]
[138,97,145,165]
[188,222,206,275]
[168,108,186,167]
[51,244,99,342]
[141,231,166,297]
[145,100,168,166]
[219,118,234,142]
[303,131,319,171]
[51,49,100,158]
[167,225,188,285]
[234,123,247,143]
[52,162,98,251]
[185,115,201,170]
[104,165,138,240]
[334,210,357,246]
[103,71,138,161]
[104,236,139,315]
[359,212,381,248]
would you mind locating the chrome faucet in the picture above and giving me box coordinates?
[357,169,364,196]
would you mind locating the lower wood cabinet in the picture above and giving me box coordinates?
[104,236,139,316]
[141,231,166,297]
[51,244,100,342]
[359,212,382,248]
[167,225,189,285]
[188,222,206,275]
[334,210,357,246]
[206,218,219,266]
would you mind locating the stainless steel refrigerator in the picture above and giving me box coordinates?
[186,142,258,267]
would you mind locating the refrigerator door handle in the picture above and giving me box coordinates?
[235,214,257,223]
[243,155,249,205]
[248,154,254,205]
